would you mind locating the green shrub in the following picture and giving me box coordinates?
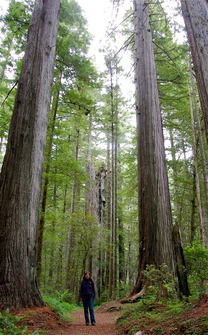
[142,264,176,302]
[60,290,75,303]
[184,242,208,297]
[43,295,77,321]
[0,309,44,335]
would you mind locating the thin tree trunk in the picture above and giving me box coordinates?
[118,212,125,283]
[189,73,205,245]
[85,114,100,289]
[37,84,61,281]
[106,126,112,298]
[48,221,55,284]
[0,0,60,309]
[56,186,68,290]
[180,139,197,245]
[107,60,118,300]
[96,166,106,297]
[66,129,80,291]
[190,168,197,245]
[169,130,190,297]
[48,182,57,285]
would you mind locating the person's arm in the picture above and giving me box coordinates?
[80,282,83,299]
[92,281,96,299]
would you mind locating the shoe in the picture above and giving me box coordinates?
[86,323,89,326]
[92,323,96,326]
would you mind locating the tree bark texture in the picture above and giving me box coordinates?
[172,223,190,297]
[190,70,208,243]
[0,0,60,309]
[168,130,190,296]
[180,0,208,144]
[132,0,175,294]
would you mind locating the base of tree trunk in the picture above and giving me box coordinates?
[120,287,146,304]
[0,283,45,311]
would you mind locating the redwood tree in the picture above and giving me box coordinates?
[129,0,191,299]
[0,0,60,309]
[180,0,208,144]
[131,0,176,297]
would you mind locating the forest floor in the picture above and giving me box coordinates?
[17,296,208,335]
[17,301,122,335]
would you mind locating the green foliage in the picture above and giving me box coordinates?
[184,242,208,297]
[2,0,32,52]
[0,309,43,335]
[142,264,176,302]
[59,289,75,304]
[0,309,26,335]
[117,299,190,335]
[45,289,75,304]
[43,295,77,321]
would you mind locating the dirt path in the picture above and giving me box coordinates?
[18,302,123,335]
[66,307,122,335]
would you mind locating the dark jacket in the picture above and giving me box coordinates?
[80,279,96,299]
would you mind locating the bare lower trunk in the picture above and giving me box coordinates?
[169,131,190,296]
[132,0,175,296]
[0,0,60,309]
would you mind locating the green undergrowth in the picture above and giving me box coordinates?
[117,298,208,335]
[0,292,78,335]
[43,294,78,321]
[0,309,44,335]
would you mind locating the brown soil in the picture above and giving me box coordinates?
[16,296,208,335]
[17,301,123,335]
[17,306,71,334]
[65,304,122,335]
[117,295,208,335]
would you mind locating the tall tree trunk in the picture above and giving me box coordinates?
[96,166,106,297]
[180,0,208,144]
[169,131,190,297]
[131,0,175,297]
[66,129,80,291]
[85,115,100,289]
[56,186,67,290]
[107,60,118,300]
[37,84,61,281]
[106,136,111,294]
[118,147,125,284]
[48,182,57,285]
[190,168,197,245]
[189,72,205,245]
[0,0,60,310]
[190,71,208,243]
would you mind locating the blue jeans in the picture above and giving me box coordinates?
[82,295,95,325]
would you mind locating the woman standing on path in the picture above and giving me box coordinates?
[80,272,96,326]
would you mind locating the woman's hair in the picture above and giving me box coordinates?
[83,272,92,281]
